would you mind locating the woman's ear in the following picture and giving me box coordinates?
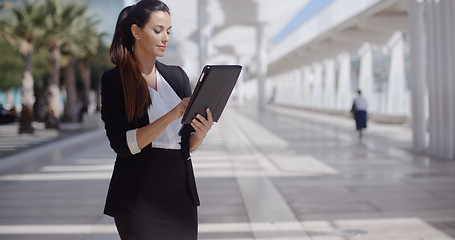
[131,24,141,40]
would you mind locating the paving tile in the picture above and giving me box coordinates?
[0,234,80,240]
[1,105,455,240]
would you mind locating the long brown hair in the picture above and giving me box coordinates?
[109,0,170,122]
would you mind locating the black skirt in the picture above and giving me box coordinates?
[354,110,367,130]
[114,148,198,240]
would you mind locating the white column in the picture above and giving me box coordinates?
[286,73,292,105]
[432,1,445,156]
[303,66,313,107]
[323,59,336,110]
[451,0,455,159]
[287,73,293,105]
[277,74,285,105]
[408,0,455,160]
[294,69,303,107]
[283,72,291,106]
[198,0,212,69]
[257,23,268,111]
[293,70,300,106]
[386,32,408,116]
[425,0,447,158]
[336,52,352,110]
[358,43,376,113]
[425,1,437,156]
[312,63,323,109]
[276,74,284,104]
[440,0,454,159]
[407,0,427,153]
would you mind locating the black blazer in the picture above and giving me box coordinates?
[101,61,199,217]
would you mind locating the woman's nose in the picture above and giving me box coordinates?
[162,34,170,43]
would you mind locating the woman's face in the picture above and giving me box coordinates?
[133,10,172,58]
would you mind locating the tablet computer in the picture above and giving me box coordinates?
[181,65,242,124]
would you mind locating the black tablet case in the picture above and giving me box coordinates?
[182,65,242,124]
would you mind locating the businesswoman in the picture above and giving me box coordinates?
[101,0,213,239]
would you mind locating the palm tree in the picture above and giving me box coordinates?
[76,18,101,121]
[61,55,78,122]
[91,43,111,113]
[60,17,82,123]
[0,3,14,43]
[60,10,99,122]
[8,1,46,133]
[43,0,86,128]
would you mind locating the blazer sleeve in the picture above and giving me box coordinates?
[100,68,135,159]
[176,66,196,133]
[177,66,192,98]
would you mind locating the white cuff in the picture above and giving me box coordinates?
[126,129,141,155]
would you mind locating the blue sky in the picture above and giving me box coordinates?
[271,0,335,43]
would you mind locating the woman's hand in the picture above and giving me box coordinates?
[190,108,214,146]
[136,97,190,150]
[167,97,190,121]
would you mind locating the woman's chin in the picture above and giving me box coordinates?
[156,51,166,58]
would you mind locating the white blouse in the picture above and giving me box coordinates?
[353,96,367,111]
[126,70,183,154]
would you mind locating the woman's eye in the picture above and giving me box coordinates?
[166,31,171,35]
[154,30,161,34]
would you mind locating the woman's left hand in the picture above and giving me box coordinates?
[191,108,214,139]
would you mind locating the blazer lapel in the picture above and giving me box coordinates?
[156,61,186,99]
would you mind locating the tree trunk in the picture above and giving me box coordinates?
[18,39,35,134]
[62,57,78,122]
[45,44,61,129]
[34,88,46,122]
[78,58,91,120]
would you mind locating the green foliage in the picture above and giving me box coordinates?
[0,2,14,41]
[0,38,22,90]
[1,0,108,91]
[61,14,100,65]
[90,43,113,88]
[42,0,88,49]
[32,47,51,90]
[11,0,47,43]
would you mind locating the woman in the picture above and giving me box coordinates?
[351,89,367,139]
[101,1,213,239]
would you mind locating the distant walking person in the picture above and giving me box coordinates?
[351,90,367,138]
[100,0,213,239]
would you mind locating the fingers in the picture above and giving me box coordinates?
[178,98,191,113]
[190,118,206,136]
[191,114,208,130]
[196,109,213,127]
[169,98,191,120]
[206,108,213,123]
[190,118,202,131]
[181,97,190,108]
[190,108,213,136]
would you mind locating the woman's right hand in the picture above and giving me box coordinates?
[167,97,190,121]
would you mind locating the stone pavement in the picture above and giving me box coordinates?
[0,104,454,240]
[0,122,85,158]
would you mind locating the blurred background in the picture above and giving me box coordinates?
[0,1,455,239]
[1,0,454,159]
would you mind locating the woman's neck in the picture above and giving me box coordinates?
[134,50,156,75]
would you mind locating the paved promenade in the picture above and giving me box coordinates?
[0,104,454,240]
